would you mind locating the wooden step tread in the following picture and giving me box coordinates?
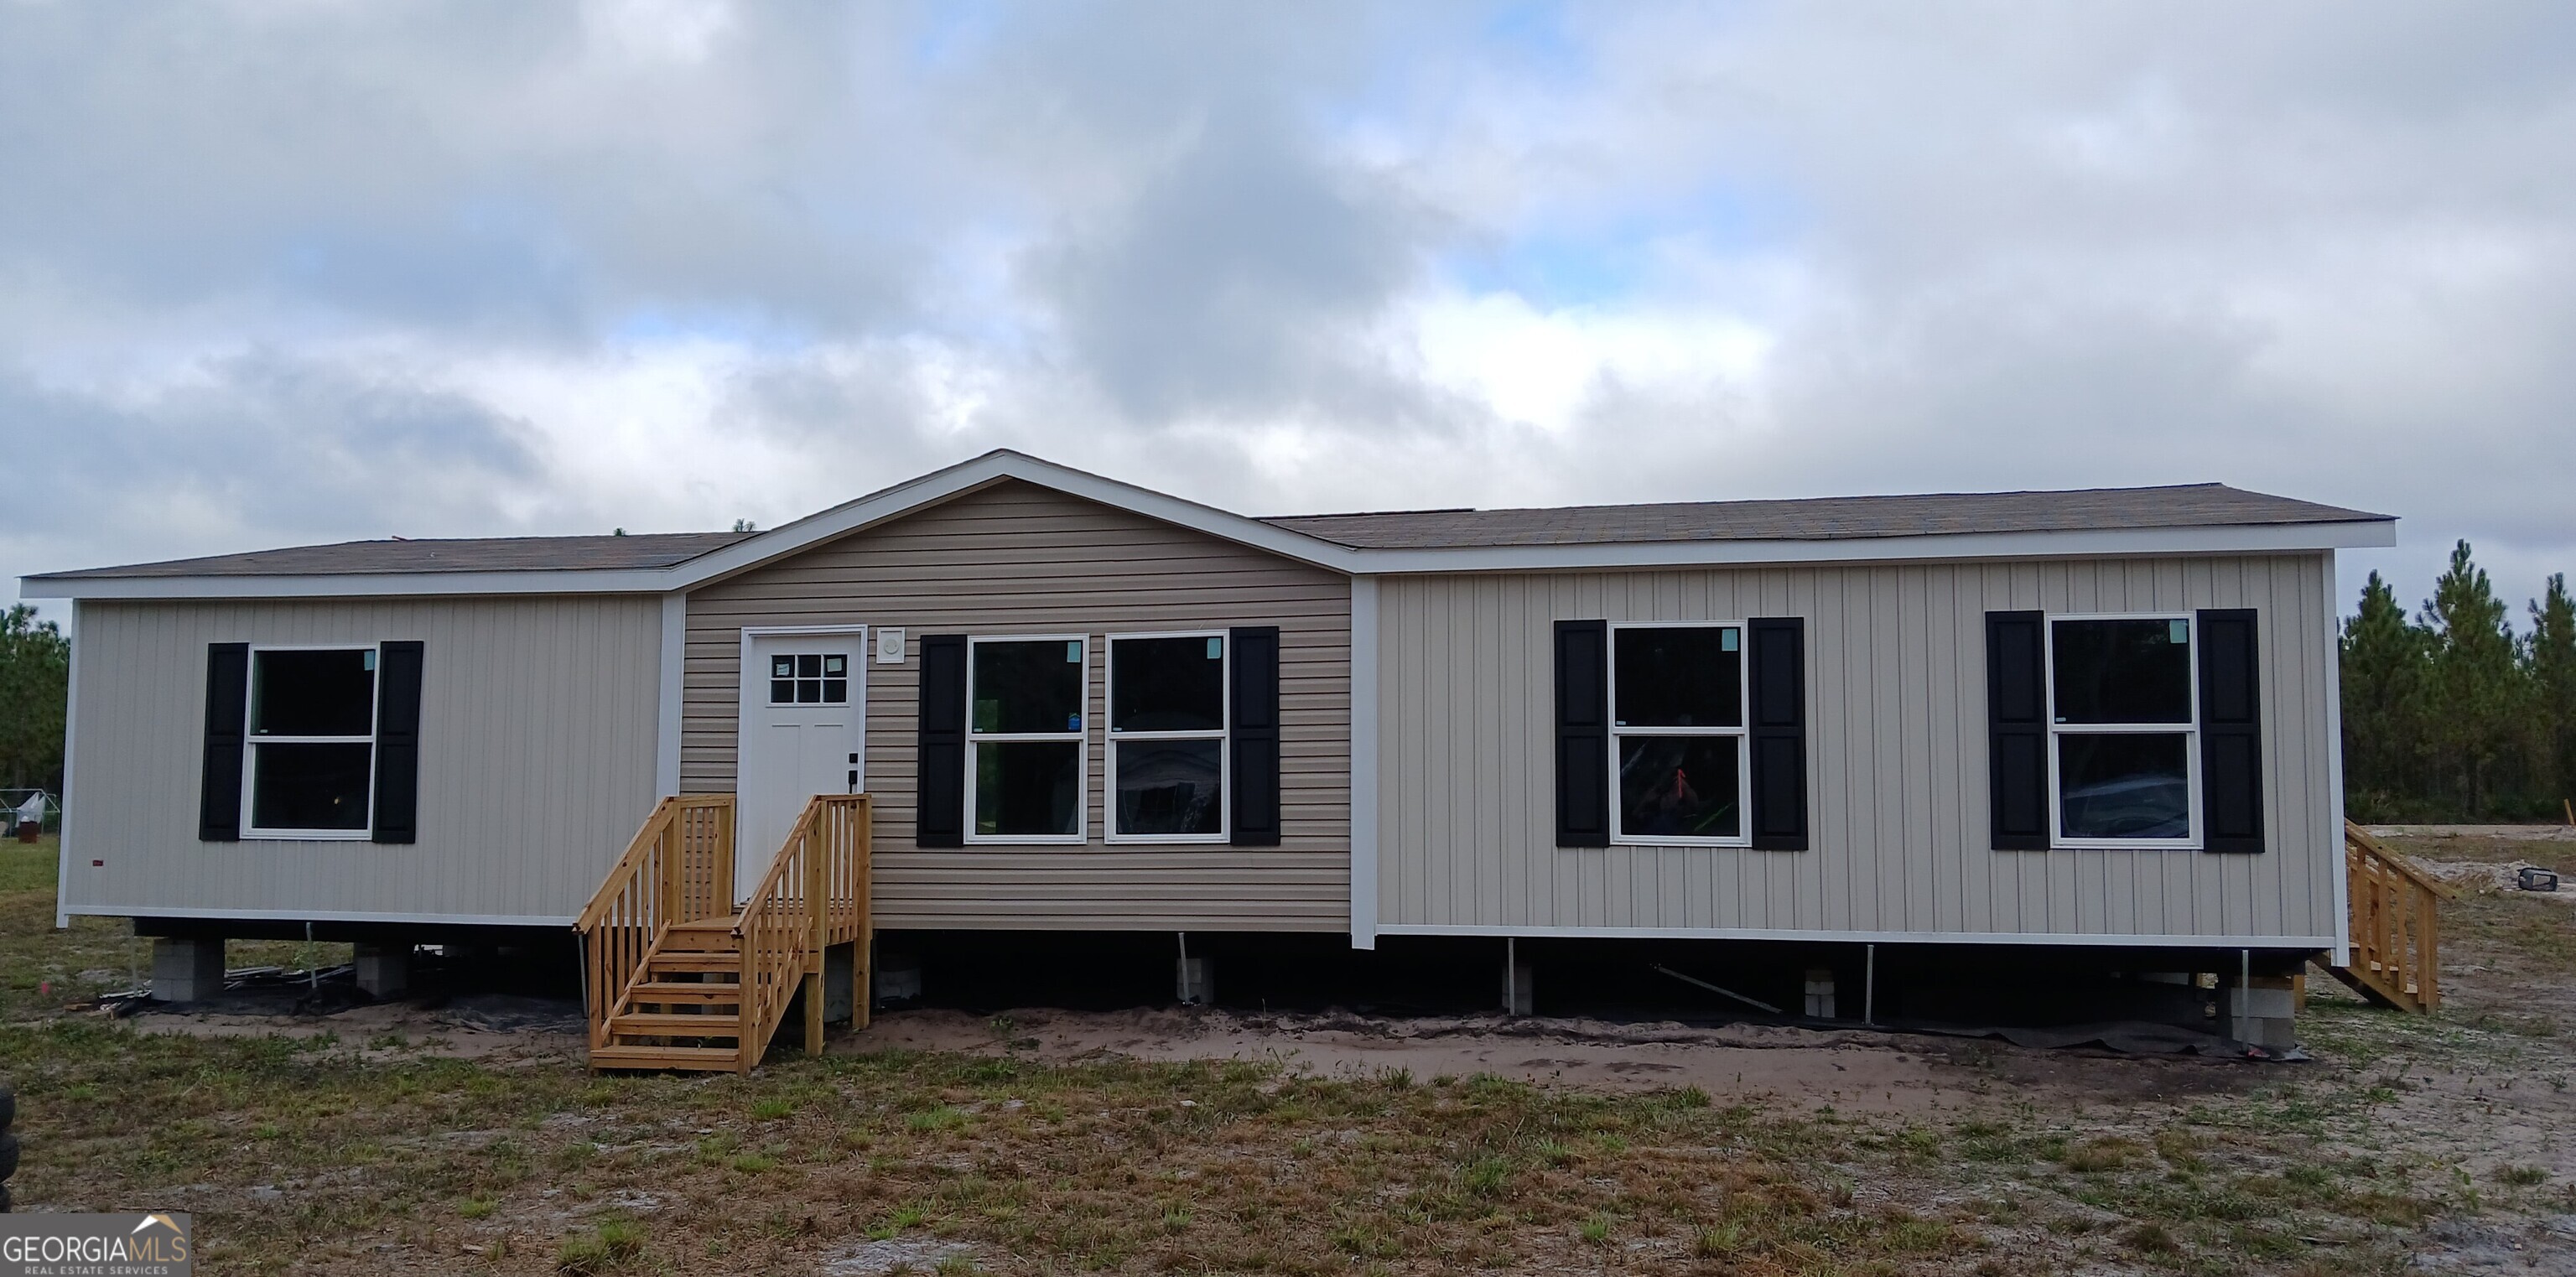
[590,1044,744,1072]
[646,953,744,972]
[626,982,744,1003]
[667,918,745,932]
[612,1012,743,1034]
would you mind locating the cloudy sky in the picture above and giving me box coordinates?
[5,2,2572,622]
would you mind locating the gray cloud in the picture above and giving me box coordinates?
[3,2,2573,624]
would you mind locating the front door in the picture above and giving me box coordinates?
[737,631,865,903]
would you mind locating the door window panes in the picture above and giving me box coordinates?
[770,652,849,705]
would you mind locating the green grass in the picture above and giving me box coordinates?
[0,840,2508,1274]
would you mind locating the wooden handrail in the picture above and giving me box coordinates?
[733,793,872,1073]
[572,794,736,1051]
[2336,819,2449,1014]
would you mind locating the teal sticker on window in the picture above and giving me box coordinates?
[1067,714,1082,731]
[1066,641,1082,662]
[2169,619,2189,644]
[363,650,377,671]
[1207,636,1223,660]
[1720,628,1739,653]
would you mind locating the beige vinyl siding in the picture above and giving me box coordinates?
[683,480,1352,932]
[65,595,662,922]
[1377,553,2340,942]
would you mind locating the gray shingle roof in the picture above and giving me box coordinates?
[33,532,753,580]
[1259,483,2389,549]
[29,480,2389,582]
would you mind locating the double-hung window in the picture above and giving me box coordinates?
[966,636,1086,842]
[2047,615,2198,846]
[1108,632,1228,841]
[244,646,378,838]
[1609,623,1749,845]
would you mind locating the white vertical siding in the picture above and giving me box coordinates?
[64,595,663,922]
[1376,554,2340,943]
[683,480,1354,932]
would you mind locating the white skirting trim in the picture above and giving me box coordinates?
[1374,923,2336,949]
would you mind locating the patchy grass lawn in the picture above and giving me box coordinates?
[4,839,2571,1274]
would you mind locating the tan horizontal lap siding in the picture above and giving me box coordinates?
[1379,555,2339,942]
[683,480,1353,932]
[65,596,662,921]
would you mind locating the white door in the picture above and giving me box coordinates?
[737,631,865,903]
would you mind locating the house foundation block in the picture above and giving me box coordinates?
[2231,978,2299,1051]
[150,937,225,1004]
[354,943,411,999]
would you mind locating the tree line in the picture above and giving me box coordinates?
[0,605,68,795]
[2343,541,2576,823]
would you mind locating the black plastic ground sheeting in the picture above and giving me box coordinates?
[1873,1017,2306,1061]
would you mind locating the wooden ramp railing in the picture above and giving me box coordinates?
[571,794,735,1052]
[575,793,871,1074]
[736,794,874,1070]
[2331,820,2453,1014]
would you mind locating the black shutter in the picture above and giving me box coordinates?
[2197,609,2264,853]
[371,641,424,844]
[1228,626,1282,846]
[916,635,967,848]
[1986,611,2049,850]
[198,643,249,842]
[1554,620,1610,848]
[1748,617,1809,850]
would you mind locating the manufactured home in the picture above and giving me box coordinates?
[24,451,2404,1067]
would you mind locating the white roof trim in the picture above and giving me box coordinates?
[20,449,2397,600]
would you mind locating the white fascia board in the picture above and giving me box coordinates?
[20,568,679,601]
[1345,518,2397,576]
[664,450,1367,587]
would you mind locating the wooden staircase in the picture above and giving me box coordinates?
[574,793,873,1073]
[2330,820,2452,1013]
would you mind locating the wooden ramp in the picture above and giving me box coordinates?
[2330,820,2452,1014]
[574,794,873,1074]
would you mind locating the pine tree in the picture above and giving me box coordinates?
[2418,541,2527,816]
[0,605,70,793]
[2531,574,2576,814]
[2341,570,2426,817]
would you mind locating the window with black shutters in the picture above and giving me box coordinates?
[1108,632,1228,841]
[244,646,378,838]
[1609,623,1749,844]
[2048,615,2198,844]
[965,636,1087,842]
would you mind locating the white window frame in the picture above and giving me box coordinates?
[2044,611,2202,850]
[1105,630,1231,844]
[1607,620,1753,849]
[963,633,1089,845]
[241,641,380,842]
